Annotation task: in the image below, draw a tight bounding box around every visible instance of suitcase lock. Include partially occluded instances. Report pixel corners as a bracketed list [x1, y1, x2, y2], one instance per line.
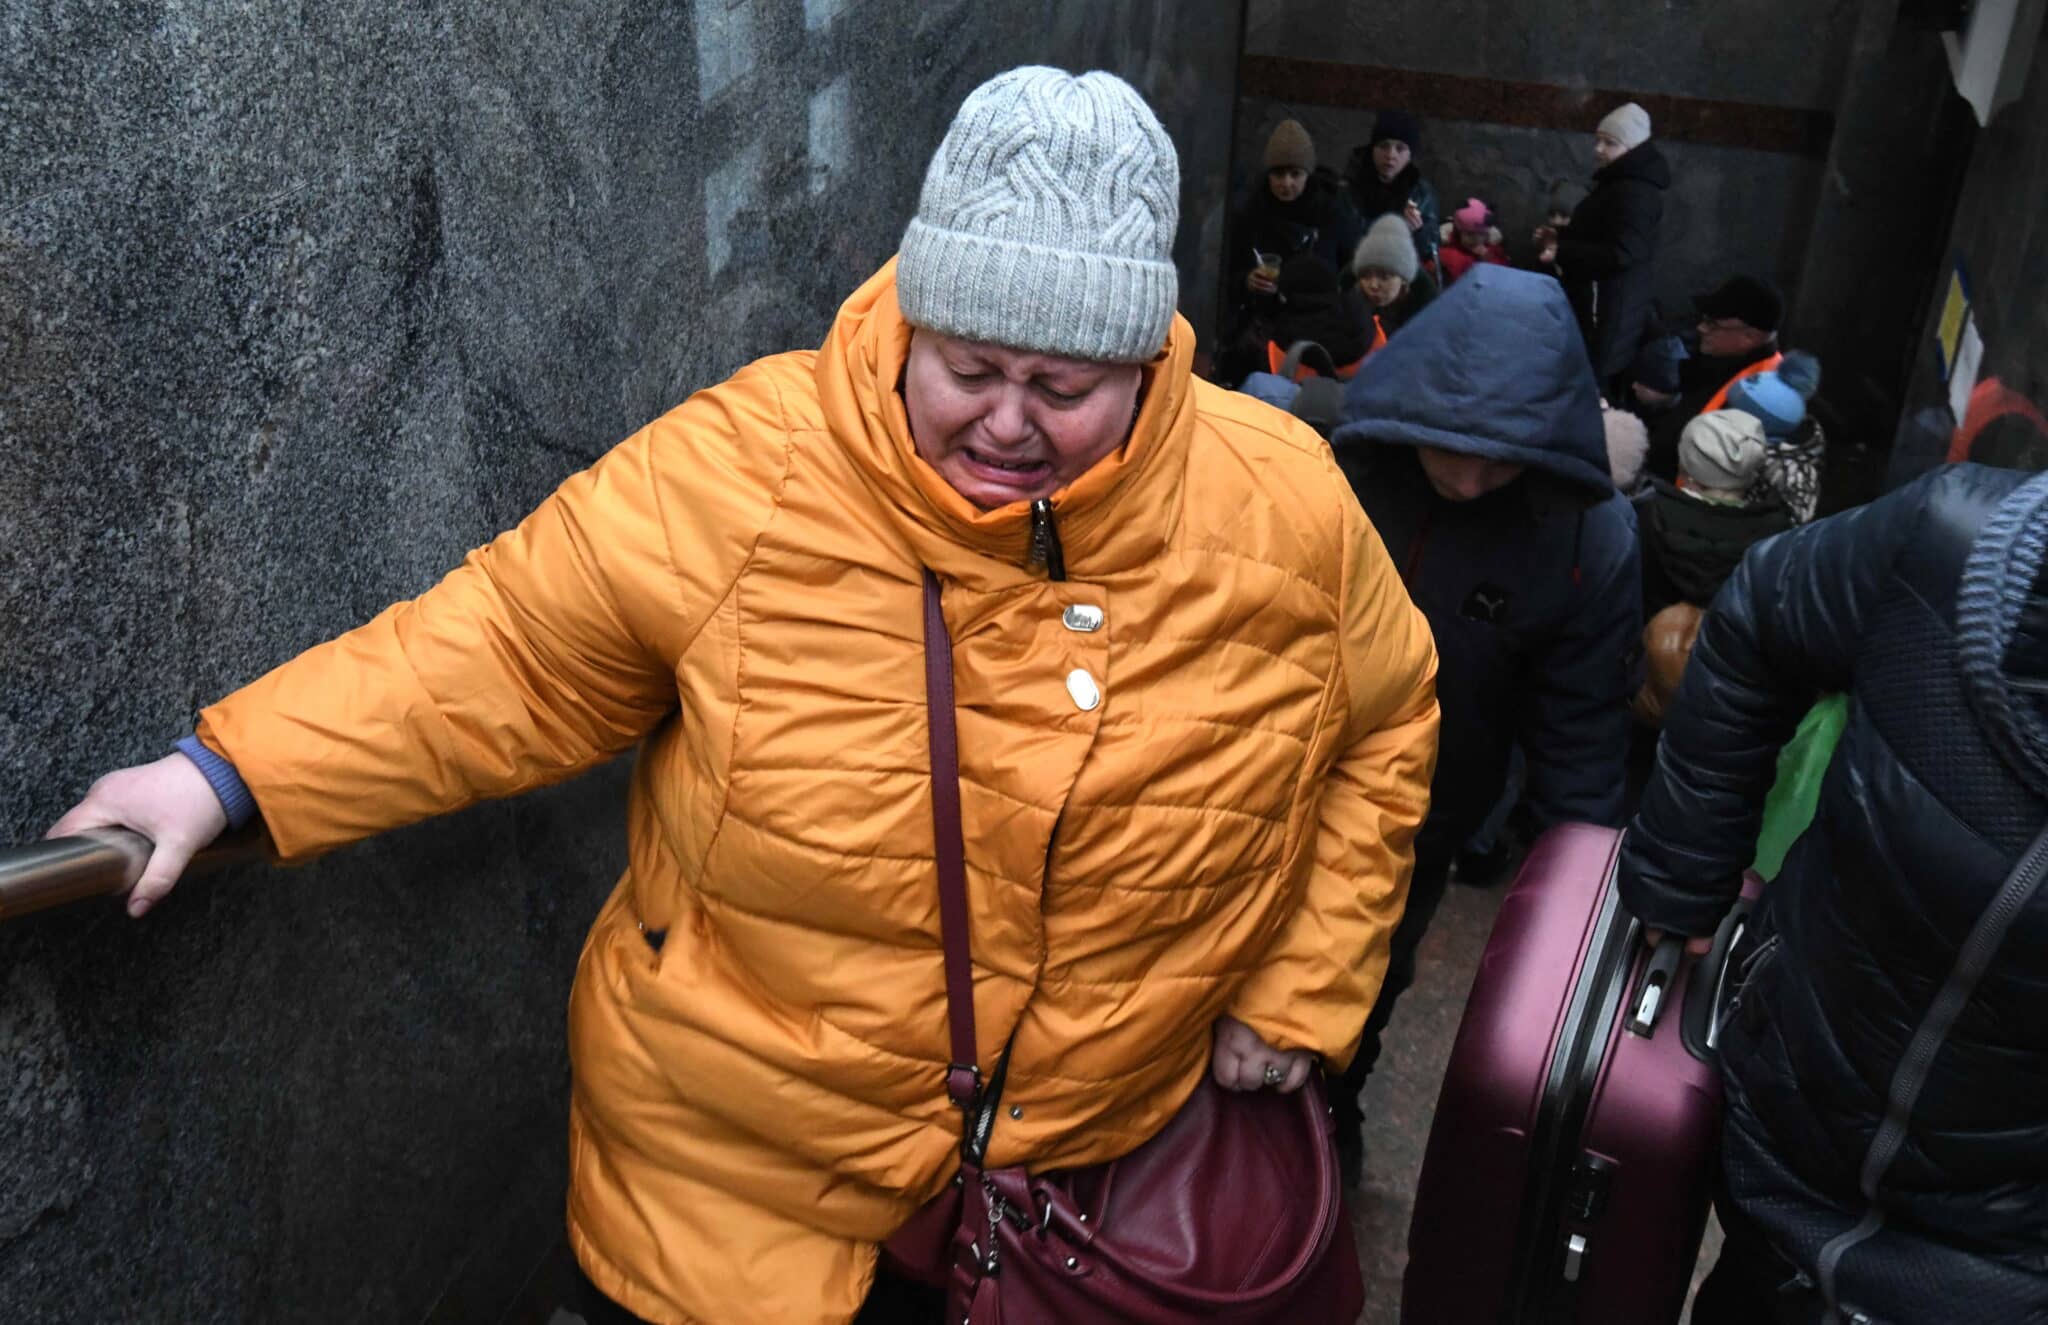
[1560, 1155, 1615, 1284]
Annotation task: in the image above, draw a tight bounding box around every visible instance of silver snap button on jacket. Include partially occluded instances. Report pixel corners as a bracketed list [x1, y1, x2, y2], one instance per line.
[1062, 603, 1104, 633]
[1066, 669, 1102, 711]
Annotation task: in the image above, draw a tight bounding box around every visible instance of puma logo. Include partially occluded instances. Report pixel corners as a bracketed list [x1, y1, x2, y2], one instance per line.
[1462, 584, 1512, 623]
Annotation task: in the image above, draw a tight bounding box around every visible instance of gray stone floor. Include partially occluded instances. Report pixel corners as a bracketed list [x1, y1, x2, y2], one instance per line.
[1348, 875, 1506, 1321]
[1346, 876, 1721, 1324]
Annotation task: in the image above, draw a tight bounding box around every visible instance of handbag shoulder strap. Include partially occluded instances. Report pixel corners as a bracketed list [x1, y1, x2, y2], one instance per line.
[922, 570, 981, 1112]
[1817, 817, 2048, 1320]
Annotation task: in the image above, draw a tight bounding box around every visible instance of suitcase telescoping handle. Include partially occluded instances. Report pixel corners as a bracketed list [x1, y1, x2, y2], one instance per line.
[1617, 883, 1764, 1058]
[1624, 936, 1686, 1036]
[1626, 884, 1758, 1044]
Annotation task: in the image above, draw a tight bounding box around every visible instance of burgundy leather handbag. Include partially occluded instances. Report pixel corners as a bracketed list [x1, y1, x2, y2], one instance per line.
[881, 571, 1363, 1324]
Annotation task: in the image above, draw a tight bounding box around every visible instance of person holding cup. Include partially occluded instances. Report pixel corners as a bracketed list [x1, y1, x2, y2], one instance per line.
[1225, 118, 1364, 356]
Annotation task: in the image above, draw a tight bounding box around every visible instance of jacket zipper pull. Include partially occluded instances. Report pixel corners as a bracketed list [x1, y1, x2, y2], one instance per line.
[1027, 499, 1067, 581]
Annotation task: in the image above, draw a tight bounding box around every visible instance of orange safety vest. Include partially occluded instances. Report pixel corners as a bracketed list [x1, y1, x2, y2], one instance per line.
[1947, 377, 2048, 464]
[1266, 334, 1375, 383]
[1700, 351, 1783, 413]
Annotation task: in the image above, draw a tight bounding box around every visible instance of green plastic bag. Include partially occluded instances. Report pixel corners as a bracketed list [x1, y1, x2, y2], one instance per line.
[1751, 694, 1850, 881]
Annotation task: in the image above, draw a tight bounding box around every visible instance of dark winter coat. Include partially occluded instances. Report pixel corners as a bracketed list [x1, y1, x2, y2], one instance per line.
[1621, 466, 2048, 1323]
[1438, 240, 1508, 286]
[1343, 153, 1441, 271]
[1557, 141, 1670, 384]
[1638, 481, 1795, 617]
[1228, 174, 1365, 293]
[1340, 267, 1439, 341]
[1644, 340, 1780, 480]
[1268, 255, 1373, 366]
[1214, 254, 1372, 387]
[1332, 266, 1642, 857]
[1225, 174, 1366, 345]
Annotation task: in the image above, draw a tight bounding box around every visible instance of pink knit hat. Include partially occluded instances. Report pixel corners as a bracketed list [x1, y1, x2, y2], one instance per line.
[1452, 197, 1491, 231]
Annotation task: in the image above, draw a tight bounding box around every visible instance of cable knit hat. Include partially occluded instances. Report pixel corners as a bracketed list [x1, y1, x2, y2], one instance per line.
[1597, 102, 1652, 152]
[1679, 409, 1768, 492]
[1264, 118, 1316, 173]
[1353, 214, 1419, 283]
[898, 66, 1180, 364]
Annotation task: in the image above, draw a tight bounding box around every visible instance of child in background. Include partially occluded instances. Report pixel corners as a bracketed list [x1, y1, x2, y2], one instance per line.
[1439, 198, 1509, 285]
[1723, 350, 1824, 522]
[1348, 213, 1437, 341]
[1520, 182, 1583, 277]
[1639, 410, 1794, 619]
[1224, 119, 1365, 353]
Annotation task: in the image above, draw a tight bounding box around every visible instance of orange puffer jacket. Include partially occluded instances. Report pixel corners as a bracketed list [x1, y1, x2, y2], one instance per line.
[198, 262, 1438, 1324]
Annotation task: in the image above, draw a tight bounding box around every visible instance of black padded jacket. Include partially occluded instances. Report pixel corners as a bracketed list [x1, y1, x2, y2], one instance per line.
[1621, 465, 2048, 1322]
[1557, 140, 1669, 384]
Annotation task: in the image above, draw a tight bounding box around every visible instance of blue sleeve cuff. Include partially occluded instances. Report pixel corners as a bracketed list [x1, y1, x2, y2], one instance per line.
[175, 734, 259, 832]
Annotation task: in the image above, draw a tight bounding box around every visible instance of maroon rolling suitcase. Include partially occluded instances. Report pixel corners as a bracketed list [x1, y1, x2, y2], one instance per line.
[1402, 823, 1756, 1323]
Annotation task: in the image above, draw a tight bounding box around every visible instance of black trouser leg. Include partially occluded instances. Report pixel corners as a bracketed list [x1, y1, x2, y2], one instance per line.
[570, 1263, 648, 1325]
[853, 1266, 946, 1324]
[1690, 1249, 1775, 1325]
[1338, 843, 1454, 1104]
[570, 1260, 944, 1325]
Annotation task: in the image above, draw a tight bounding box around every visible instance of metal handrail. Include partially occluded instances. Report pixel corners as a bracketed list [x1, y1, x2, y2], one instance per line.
[0, 827, 273, 924]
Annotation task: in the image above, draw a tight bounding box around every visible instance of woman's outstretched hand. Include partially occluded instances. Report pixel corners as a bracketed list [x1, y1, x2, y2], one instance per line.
[46, 754, 227, 918]
[1210, 1015, 1316, 1093]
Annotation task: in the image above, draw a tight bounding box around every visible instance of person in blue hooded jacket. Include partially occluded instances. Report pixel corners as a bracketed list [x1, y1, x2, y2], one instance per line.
[1325, 266, 1643, 1180]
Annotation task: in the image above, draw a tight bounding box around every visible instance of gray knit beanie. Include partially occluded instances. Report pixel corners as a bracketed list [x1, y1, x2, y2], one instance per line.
[898, 66, 1180, 364]
[1352, 214, 1419, 283]
[1678, 409, 1767, 492]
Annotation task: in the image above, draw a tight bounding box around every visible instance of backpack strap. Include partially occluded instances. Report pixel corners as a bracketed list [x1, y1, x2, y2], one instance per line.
[1816, 819, 2048, 1321]
[1278, 339, 1336, 382]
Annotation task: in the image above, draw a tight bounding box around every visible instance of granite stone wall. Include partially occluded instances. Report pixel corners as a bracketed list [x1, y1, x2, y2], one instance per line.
[0, 3, 1239, 1319]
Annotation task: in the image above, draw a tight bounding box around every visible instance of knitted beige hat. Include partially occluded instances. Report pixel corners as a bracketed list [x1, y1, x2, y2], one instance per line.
[1679, 410, 1767, 493]
[1597, 102, 1652, 152]
[897, 66, 1180, 363]
[1264, 119, 1316, 174]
